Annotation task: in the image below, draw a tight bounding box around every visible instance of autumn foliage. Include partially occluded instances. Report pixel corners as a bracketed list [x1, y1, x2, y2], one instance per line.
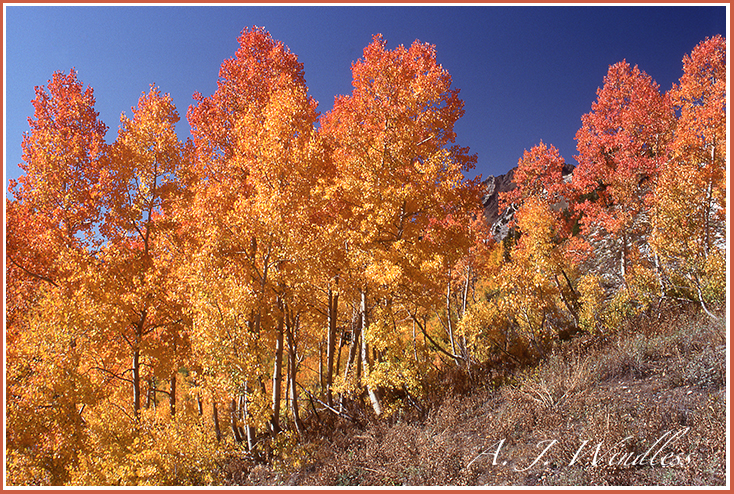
[5, 30, 726, 485]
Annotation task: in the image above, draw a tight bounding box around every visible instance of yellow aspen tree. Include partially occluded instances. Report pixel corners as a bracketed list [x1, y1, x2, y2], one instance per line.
[185, 27, 326, 436]
[320, 35, 481, 414]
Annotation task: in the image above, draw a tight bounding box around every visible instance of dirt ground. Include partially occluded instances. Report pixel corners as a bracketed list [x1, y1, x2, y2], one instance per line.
[232, 305, 727, 486]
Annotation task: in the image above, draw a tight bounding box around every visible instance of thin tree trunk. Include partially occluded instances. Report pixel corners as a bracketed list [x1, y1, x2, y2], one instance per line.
[169, 372, 176, 417]
[285, 355, 291, 428]
[620, 233, 627, 284]
[242, 385, 254, 451]
[236, 395, 246, 442]
[286, 314, 302, 435]
[459, 267, 471, 365]
[230, 399, 243, 443]
[412, 319, 418, 362]
[170, 335, 177, 416]
[326, 282, 338, 407]
[335, 329, 344, 379]
[339, 314, 360, 412]
[271, 301, 285, 435]
[702, 142, 717, 259]
[213, 401, 222, 442]
[446, 272, 460, 366]
[654, 252, 665, 295]
[361, 290, 382, 416]
[132, 310, 147, 419]
[343, 314, 360, 382]
[146, 376, 154, 409]
[318, 339, 324, 397]
[461, 265, 471, 318]
[132, 347, 141, 419]
[705, 178, 713, 258]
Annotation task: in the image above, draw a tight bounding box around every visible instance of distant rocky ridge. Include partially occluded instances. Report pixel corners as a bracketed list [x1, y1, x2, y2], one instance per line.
[480, 163, 655, 296]
[481, 163, 574, 242]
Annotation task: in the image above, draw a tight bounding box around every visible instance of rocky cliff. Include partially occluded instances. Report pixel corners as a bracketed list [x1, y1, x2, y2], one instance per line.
[482, 163, 574, 242]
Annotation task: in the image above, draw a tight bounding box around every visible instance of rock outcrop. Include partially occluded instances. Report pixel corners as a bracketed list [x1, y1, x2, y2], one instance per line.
[481, 163, 574, 242]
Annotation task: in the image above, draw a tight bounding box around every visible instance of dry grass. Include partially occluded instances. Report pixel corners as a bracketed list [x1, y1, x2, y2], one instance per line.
[229, 304, 727, 486]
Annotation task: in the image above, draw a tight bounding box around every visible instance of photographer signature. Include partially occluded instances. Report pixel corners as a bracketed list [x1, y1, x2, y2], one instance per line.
[466, 427, 692, 472]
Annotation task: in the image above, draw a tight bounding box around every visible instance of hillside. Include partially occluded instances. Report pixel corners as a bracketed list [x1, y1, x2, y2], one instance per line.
[230, 304, 726, 486]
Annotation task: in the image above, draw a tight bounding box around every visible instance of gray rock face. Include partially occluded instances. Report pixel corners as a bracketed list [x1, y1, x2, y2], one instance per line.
[482, 163, 574, 242]
[481, 168, 517, 229]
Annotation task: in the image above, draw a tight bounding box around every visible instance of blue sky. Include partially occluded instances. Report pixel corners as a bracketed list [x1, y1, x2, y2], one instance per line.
[4, 5, 727, 191]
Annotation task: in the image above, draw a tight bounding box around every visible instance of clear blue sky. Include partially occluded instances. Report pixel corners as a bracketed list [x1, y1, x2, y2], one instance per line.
[4, 5, 727, 191]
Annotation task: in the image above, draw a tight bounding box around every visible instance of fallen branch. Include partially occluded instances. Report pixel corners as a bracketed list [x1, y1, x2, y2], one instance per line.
[297, 382, 354, 422]
[694, 283, 722, 324]
[408, 312, 463, 363]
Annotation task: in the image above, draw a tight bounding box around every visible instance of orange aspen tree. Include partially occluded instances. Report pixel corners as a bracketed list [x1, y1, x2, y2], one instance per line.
[6, 69, 107, 485]
[652, 35, 726, 317]
[463, 142, 579, 364]
[573, 61, 675, 284]
[502, 142, 579, 323]
[92, 85, 186, 419]
[500, 140, 569, 210]
[7, 69, 107, 326]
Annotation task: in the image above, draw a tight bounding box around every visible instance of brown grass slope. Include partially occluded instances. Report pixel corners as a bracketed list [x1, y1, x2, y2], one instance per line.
[234, 304, 727, 486]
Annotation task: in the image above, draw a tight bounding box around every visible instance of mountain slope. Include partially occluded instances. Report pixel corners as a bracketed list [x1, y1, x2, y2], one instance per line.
[231, 304, 726, 486]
